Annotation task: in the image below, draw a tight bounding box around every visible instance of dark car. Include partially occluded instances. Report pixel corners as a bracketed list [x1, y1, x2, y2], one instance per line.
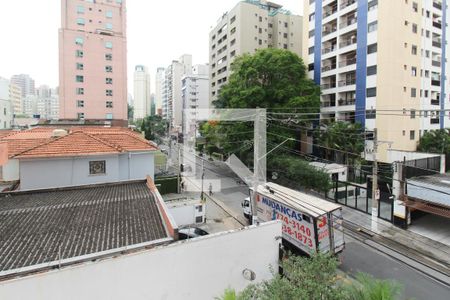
[178, 227, 209, 240]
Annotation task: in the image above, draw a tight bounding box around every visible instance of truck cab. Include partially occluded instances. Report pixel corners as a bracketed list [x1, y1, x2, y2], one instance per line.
[241, 197, 252, 220]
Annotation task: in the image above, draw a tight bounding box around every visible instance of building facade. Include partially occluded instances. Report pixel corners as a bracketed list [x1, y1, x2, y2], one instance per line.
[162, 54, 192, 130]
[303, 0, 450, 162]
[10, 74, 35, 97]
[9, 83, 22, 116]
[155, 67, 165, 116]
[23, 86, 59, 119]
[0, 78, 13, 129]
[209, 0, 303, 103]
[59, 0, 128, 124]
[133, 65, 151, 120]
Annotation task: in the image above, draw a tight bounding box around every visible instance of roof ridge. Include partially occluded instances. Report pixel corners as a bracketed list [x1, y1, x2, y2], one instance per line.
[75, 131, 124, 152]
[11, 132, 69, 158]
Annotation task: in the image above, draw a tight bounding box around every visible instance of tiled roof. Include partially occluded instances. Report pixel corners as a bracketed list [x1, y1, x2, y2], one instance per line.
[0, 181, 169, 273]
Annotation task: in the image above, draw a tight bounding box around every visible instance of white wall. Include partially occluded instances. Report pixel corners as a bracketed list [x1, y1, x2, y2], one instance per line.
[0, 221, 281, 300]
[168, 201, 205, 226]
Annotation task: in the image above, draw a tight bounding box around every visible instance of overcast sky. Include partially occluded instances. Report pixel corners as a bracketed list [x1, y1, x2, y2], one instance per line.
[0, 0, 302, 95]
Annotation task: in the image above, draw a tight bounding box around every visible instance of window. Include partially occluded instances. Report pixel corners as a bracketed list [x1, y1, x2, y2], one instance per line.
[410, 130, 415, 140]
[230, 16, 236, 24]
[76, 50, 84, 57]
[106, 113, 113, 120]
[105, 41, 113, 49]
[308, 46, 315, 54]
[309, 30, 315, 38]
[76, 88, 84, 95]
[106, 101, 113, 108]
[77, 5, 85, 14]
[411, 109, 416, 118]
[106, 78, 113, 84]
[106, 11, 113, 18]
[412, 23, 418, 33]
[75, 37, 84, 45]
[105, 23, 113, 30]
[411, 66, 417, 76]
[76, 18, 85, 25]
[89, 160, 106, 175]
[105, 53, 112, 60]
[309, 13, 315, 22]
[411, 45, 417, 55]
[411, 88, 417, 97]
[367, 87, 377, 97]
[77, 112, 85, 119]
[367, 65, 377, 76]
[366, 110, 376, 119]
[283, 33, 288, 38]
[116, 0, 122, 3]
[412, 2, 418, 12]
[77, 100, 84, 107]
[283, 44, 288, 49]
[106, 66, 113, 72]
[76, 63, 84, 70]
[367, 43, 377, 54]
[368, 0, 378, 10]
[106, 89, 113, 96]
[368, 21, 378, 32]
[76, 75, 84, 82]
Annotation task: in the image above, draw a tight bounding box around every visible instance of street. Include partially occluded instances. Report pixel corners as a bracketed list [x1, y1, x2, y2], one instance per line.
[175, 148, 450, 300]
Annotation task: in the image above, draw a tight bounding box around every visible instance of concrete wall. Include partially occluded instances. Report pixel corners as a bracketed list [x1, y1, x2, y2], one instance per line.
[1, 159, 19, 181]
[20, 152, 154, 190]
[167, 200, 205, 226]
[0, 221, 281, 300]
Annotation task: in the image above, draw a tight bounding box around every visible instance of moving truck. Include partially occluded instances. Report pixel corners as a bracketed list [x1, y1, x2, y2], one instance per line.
[242, 182, 345, 256]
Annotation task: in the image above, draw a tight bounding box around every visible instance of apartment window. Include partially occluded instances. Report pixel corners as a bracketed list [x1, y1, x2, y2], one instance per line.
[411, 45, 417, 55]
[412, 2, 418, 12]
[425, 70, 430, 78]
[105, 53, 112, 60]
[368, 0, 378, 10]
[76, 18, 85, 25]
[410, 130, 415, 140]
[411, 66, 417, 76]
[412, 23, 418, 33]
[89, 160, 106, 175]
[308, 46, 314, 55]
[309, 30, 315, 38]
[259, 28, 262, 34]
[366, 110, 376, 119]
[106, 89, 113, 96]
[77, 112, 85, 119]
[105, 41, 113, 49]
[426, 30, 430, 38]
[367, 43, 377, 54]
[77, 100, 84, 108]
[425, 50, 430, 58]
[106, 101, 113, 108]
[367, 65, 377, 76]
[269, 23, 273, 28]
[106, 66, 113, 72]
[76, 50, 84, 57]
[368, 21, 378, 32]
[106, 113, 113, 120]
[411, 88, 417, 97]
[283, 44, 288, 49]
[76, 88, 84, 95]
[410, 109, 416, 118]
[230, 50, 236, 57]
[76, 63, 84, 70]
[309, 13, 315, 22]
[105, 23, 113, 30]
[259, 16, 263, 22]
[116, 0, 122, 3]
[106, 11, 113, 18]
[284, 22, 288, 28]
[230, 16, 236, 24]
[106, 78, 113, 84]
[75, 37, 84, 45]
[77, 5, 85, 14]
[76, 75, 84, 82]
[283, 33, 288, 38]
[231, 27, 236, 34]
[367, 88, 377, 97]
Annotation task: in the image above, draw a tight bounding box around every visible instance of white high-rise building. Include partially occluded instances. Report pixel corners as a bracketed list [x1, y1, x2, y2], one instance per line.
[23, 86, 59, 119]
[0, 78, 13, 129]
[10, 74, 35, 97]
[155, 67, 165, 116]
[162, 54, 193, 130]
[133, 65, 151, 120]
[9, 83, 22, 116]
[209, 0, 303, 103]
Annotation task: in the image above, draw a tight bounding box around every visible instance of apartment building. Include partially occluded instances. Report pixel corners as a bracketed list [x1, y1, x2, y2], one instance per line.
[9, 83, 22, 116]
[155, 67, 165, 116]
[0, 78, 13, 129]
[304, 0, 450, 162]
[23, 86, 59, 119]
[10, 74, 35, 97]
[59, 0, 128, 125]
[162, 55, 192, 130]
[182, 64, 210, 136]
[209, 0, 303, 103]
[133, 65, 151, 120]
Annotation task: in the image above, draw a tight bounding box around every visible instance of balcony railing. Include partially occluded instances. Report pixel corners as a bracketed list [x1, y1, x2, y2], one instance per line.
[433, 1, 442, 10]
[340, 17, 357, 29]
[321, 83, 337, 89]
[338, 79, 356, 87]
[430, 118, 440, 124]
[321, 64, 337, 72]
[322, 45, 337, 54]
[340, 0, 356, 9]
[432, 41, 442, 48]
[321, 101, 336, 108]
[339, 57, 357, 67]
[323, 27, 338, 37]
[323, 8, 338, 18]
[339, 38, 357, 48]
[338, 98, 356, 106]
[432, 60, 441, 67]
[431, 99, 440, 105]
[433, 21, 442, 29]
[431, 80, 441, 86]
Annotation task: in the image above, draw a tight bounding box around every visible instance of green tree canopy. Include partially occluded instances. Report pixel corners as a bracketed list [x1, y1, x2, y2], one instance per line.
[417, 129, 450, 154]
[138, 115, 168, 143]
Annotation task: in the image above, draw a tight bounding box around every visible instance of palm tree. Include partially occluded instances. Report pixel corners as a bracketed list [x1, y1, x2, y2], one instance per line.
[345, 273, 402, 300]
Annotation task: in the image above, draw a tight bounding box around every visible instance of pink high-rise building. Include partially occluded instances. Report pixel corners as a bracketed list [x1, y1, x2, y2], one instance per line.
[59, 0, 128, 125]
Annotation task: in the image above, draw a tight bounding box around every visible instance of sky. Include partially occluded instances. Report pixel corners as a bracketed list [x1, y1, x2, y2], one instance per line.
[0, 0, 302, 95]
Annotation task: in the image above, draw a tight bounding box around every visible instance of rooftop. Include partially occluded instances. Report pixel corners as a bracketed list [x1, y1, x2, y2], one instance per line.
[0, 180, 171, 275]
[407, 174, 450, 208]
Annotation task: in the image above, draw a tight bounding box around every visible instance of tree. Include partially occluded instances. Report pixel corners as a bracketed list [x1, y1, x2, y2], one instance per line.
[127, 104, 134, 120]
[139, 115, 168, 143]
[344, 273, 402, 300]
[417, 129, 450, 171]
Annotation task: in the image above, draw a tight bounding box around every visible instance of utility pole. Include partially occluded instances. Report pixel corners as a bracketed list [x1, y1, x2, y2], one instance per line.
[371, 128, 379, 232]
[177, 146, 181, 194]
[252, 109, 261, 225]
[201, 159, 205, 200]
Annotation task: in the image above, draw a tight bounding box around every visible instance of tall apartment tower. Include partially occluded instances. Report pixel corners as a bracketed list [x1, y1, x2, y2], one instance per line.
[9, 84, 22, 116]
[155, 67, 165, 116]
[162, 54, 193, 130]
[304, 0, 450, 162]
[0, 78, 13, 129]
[59, 0, 128, 125]
[133, 65, 151, 120]
[209, 0, 303, 103]
[10, 74, 35, 97]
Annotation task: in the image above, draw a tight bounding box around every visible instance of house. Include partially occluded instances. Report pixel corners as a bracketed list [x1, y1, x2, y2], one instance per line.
[309, 162, 348, 182]
[0, 127, 157, 191]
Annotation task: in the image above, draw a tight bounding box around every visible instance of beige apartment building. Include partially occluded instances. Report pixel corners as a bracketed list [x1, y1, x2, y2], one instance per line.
[59, 0, 128, 125]
[209, 0, 303, 103]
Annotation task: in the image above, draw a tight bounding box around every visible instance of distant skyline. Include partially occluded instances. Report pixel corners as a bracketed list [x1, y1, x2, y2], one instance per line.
[0, 0, 302, 94]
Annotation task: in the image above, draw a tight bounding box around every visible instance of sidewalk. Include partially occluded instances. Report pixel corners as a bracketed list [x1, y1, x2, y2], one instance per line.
[341, 206, 450, 267]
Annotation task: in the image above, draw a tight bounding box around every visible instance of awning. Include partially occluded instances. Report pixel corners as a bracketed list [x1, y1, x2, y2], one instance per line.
[403, 196, 450, 218]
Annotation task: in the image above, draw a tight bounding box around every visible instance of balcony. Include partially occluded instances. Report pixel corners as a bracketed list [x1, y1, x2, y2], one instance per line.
[340, 17, 357, 29]
[323, 8, 337, 19]
[433, 21, 442, 29]
[433, 1, 442, 10]
[432, 41, 442, 48]
[322, 63, 337, 72]
[323, 26, 337, 37]
[338, 79, 356, 87]
[430, 118, 440, 124]
[321, 82, 337, 89]
[339, 57, 357, 67]
[432, 60, 441, 67]
[431, 80, 441, 86]
[322, 45, 337, 54]
[338, 98, 356, 106]
[321, 101, 336, 108]
[340, 0, 356, 9]
[431, 99, 440, 105]
[339, 36, 357, 48]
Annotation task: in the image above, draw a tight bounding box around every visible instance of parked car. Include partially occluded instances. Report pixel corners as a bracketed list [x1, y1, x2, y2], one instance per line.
[178, 227, 209, 240]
